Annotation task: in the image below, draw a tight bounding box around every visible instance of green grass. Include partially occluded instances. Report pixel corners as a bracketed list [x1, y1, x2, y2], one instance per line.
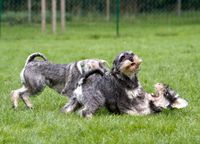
[0, 19, 200, 144]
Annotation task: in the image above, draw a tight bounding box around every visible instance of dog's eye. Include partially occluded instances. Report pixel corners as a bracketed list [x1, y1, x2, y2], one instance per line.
[119, 56, 125, 62]
[129, 57, 133, 62]
[164, 92, 171, 98]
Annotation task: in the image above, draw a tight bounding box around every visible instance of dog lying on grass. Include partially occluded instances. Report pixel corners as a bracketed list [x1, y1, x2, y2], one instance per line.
[61, 51, 188, 118]
[151, 83, 188, 109]
[11, 52, 109, 109]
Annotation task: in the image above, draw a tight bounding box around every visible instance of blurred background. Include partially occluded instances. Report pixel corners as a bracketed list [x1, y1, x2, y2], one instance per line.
[1, 0, 200, 35]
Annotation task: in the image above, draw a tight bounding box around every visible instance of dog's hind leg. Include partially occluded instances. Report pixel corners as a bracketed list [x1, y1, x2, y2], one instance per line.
[79, 93, 105, 118]
[79, 107, 94, 118]
[20, 92, 33, 109]
[11, 86, 28, 109]
[79, 102, 102, 118]
[19, 74, 46, 109]
[61, 97, 81, 113]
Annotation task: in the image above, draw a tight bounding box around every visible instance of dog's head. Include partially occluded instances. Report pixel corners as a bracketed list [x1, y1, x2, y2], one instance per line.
[112, 51, 142, 77]
[152, 83, 188, 109]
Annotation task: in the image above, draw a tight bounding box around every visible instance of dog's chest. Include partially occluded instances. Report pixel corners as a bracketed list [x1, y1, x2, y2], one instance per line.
[125, 88, 141, 99]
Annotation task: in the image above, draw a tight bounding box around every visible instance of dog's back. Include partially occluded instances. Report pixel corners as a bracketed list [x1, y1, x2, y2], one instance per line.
[11, 53, 109, 109]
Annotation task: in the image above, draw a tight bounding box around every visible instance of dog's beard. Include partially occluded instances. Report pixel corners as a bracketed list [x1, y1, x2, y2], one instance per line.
[119, 60, 140, 78]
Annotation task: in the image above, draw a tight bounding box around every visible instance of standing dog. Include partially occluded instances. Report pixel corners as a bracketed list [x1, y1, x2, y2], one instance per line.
[61, 51, 188, 117]
[11, 52, 109, 109]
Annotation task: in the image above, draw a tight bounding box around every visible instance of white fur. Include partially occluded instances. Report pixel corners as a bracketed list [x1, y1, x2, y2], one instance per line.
[124, 110, 139, 116]
[174, 94, 179, 98]
[73, 85, 83, 102]
[11, 86, 28, 108]
[153, 96, 170, 109]
[20, 68, 26, 84]
[76, 59, 109, 75]
[126, 89, 140, 99]
[125, 84, 142, 99]
[77, 78, 84, 86]
[12, 86, 27, 94]
[118, 53, 125, 61]
[171, 98, 188, 109]
[77, 61, 83, 74]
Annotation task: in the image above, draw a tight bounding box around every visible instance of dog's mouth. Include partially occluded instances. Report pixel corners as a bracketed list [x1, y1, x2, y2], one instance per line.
[151, 95, 170, 109]
[119, 59, 142, 76]
[130, 62, 135, 66]
[116, 53, 143, 77]
[130, 61, 142, 71]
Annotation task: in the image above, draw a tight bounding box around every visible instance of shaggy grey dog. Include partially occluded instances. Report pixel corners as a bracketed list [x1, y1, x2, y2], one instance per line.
[11, 52, 109, 109]
[61, 51, 188, 117]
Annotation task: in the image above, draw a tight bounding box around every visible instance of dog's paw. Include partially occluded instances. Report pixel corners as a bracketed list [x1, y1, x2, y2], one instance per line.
[60, 106, 73, 113]
[79, 109, 93, 118]
[26, 106, 34, 110]
[60, 107, 67, 113]
[12, 105, 18, 110]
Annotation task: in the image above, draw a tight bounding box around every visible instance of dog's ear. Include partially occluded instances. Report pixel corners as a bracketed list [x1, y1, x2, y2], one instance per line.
[171, 98, 188, 109]
[112, 56, 119, 73]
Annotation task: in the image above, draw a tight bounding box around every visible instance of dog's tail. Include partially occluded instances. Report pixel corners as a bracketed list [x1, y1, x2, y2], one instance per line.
[78, 69, 105, 86]
[24, 52, 48, 67]
[20, 52, 48, 84]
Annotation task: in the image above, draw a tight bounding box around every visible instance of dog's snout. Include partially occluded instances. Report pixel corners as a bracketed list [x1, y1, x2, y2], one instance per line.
[133, 55, 142, 66]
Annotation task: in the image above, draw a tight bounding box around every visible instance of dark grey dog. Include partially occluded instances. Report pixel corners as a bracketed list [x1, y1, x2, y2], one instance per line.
[61, 51, 188, 117]
[11, 52, 109, 109]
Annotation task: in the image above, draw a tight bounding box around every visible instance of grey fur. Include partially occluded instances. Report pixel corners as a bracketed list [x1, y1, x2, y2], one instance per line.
[152, 83, 188, 109]
[61, 51, 152, 117]
[62, 51, 188, 117]
[20, 52, 48, 84]
[11, 53, 109, 109]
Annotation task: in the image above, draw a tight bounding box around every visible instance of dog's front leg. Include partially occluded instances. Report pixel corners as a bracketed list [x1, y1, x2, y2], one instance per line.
[61, 83, 69, 96]
[61, 97, 81, 113]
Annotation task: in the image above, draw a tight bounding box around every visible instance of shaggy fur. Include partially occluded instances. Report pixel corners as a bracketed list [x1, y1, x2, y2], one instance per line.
[62, 51, 188, 118]
[61, 51, 149, 117]
[152, 83, 188, 109]
[11, 52, 109, 109]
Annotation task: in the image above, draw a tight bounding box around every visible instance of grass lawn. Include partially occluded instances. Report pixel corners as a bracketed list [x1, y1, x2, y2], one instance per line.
[0, 19, 200, 144]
